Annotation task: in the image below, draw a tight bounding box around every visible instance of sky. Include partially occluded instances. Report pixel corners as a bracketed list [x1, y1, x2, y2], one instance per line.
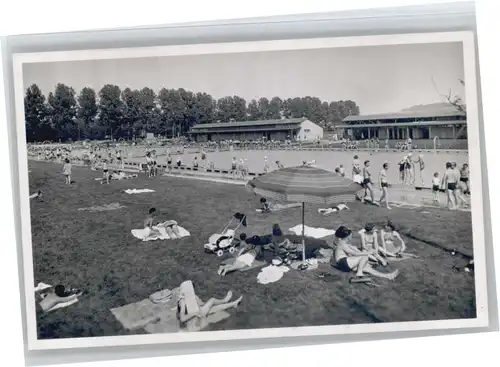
[22, 42, 465, 115]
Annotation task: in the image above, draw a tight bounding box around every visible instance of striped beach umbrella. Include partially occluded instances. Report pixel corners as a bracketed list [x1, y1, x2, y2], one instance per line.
[247, 165, 363, 269]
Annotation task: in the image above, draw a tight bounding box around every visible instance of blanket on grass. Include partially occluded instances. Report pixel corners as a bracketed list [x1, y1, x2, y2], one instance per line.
[131, 222, 190, 241]
[288, 225, 335, 239]
[78, 203, 125, 212]
[124, 189, 155, 194]
[110, 287, 231, 333]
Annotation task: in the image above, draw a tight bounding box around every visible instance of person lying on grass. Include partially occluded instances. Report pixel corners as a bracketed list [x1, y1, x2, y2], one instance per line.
[143, 207, 181, 238]
[318, 203, 349, 215]
[257, 198, 301, 213]
[271, 224, 298, 260]
[358, 223, 388, 266]
[29, 190, 42, 200]
[218, 235, 264, 276]
[177, 280, 242, 332]
[37, 284, 83, 312]
[334, 226, 399, 281]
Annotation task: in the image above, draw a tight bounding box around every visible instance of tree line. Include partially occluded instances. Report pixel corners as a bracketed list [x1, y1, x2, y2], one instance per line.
[24, 83, 360, 142]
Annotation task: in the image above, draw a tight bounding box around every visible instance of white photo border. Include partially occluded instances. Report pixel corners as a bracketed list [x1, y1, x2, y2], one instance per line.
[11, 31, 488, 351]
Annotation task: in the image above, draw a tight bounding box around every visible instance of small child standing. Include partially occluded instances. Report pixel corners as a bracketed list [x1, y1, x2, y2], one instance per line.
[101, 161, 110, 184]
[432, 172, 440, 204]
[62, 158, 72, 185]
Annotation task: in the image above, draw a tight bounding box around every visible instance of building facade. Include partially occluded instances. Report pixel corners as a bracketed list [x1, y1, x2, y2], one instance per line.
[190, 118, 324, 142]
[337, 109, 466, 140]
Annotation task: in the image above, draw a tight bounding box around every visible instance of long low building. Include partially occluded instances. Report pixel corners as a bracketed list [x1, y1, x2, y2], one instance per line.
[337, 108, 466, 140]
[190, 118, 324, 142]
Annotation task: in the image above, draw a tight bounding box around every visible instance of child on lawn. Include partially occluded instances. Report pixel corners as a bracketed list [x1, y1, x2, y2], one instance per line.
[62, 158, 72, 185]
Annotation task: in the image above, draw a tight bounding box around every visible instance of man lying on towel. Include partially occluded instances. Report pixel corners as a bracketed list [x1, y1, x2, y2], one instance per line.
[111, 170, 138, 180]
[256, 198, 301, 213]
[144, 207, 181, 238]
[318, 203, 349, 215]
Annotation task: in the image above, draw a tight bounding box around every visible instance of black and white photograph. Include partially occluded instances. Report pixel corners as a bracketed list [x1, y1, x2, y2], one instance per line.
[12, 31, 487, 350]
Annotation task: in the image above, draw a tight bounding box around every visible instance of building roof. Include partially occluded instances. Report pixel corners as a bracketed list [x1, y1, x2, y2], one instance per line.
[343, 108, 465, 122]
[191, 118, 306, 130]
[336, 120, 466, 129]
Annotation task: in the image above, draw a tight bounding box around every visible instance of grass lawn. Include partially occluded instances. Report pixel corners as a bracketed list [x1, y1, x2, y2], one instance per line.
[28, 161, 476, 339]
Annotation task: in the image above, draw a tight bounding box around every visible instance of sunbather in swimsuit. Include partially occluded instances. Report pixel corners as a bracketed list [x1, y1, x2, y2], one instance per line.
[176, 281, 242, 332]
[218, 243, 263, 276]
[379, 221, 406, 257]
[37, 284, 82, 312]
[358, 224, 387, 266]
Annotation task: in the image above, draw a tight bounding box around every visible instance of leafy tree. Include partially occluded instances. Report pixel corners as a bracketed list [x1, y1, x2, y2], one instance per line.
[257, 97, 270, 119]
[247, 99, 260, 120]
[24, 84, 50, 141]
[47, 83, 77, 141]
[268, 97, 283, 120]
[194, 92, 216, 124]
[121, 88, 142, 138]
[158, 88, 185, 137]
[76, 87, 98, 139]
[232, 96, 247, 121]
[98, 84, 124, 139]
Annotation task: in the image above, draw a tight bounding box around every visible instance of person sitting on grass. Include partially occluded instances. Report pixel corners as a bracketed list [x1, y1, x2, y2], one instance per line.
[260, 197, 271, 213]
[379, 221, 406, 257]
[334, 226, 399, 280]
[270, 224, 298, 263]
[358, 223, 387, 266]
[218, 234, 264, 276]
[176, 280, 242, 332]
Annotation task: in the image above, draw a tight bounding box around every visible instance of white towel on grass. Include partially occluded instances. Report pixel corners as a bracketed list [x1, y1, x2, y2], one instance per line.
[257, 265, 289, 285]
[132, 222, 190, 241]
[124, 189, 155, 194]
[289, 225, 335, 239]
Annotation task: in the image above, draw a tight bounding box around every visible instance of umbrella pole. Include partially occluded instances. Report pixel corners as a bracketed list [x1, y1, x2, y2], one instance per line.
[302, 202, 306, 263]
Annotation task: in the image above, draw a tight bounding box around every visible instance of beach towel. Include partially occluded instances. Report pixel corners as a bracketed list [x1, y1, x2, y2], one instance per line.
[124, 189, 155, 194]
[131, 222, 190, 241]
[256, 203, 302, 213]
[111, 287, 231, 333]
[289, 225, 335, 239]
[78, 203, 125, 212]
[257, 265, 290, 284]
[219, 257, 267, 273]
[111, 297, 177, 330]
